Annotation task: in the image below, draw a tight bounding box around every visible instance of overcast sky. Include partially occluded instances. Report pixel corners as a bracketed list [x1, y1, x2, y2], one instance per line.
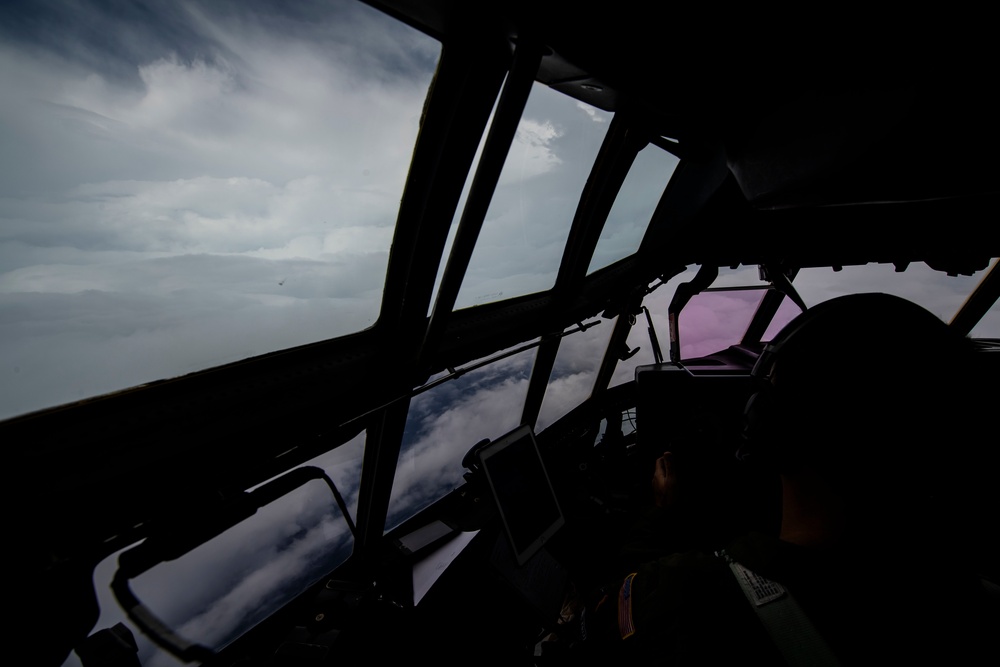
[3, 0, 993, 424]
[7, 2, 995, 664]
[1, 0, 439, 418]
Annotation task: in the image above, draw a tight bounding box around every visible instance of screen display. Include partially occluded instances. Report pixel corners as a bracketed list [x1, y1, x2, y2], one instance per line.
[479, 425, 565, 565]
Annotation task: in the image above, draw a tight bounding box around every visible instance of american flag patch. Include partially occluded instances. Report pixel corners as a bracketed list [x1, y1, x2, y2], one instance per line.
[618, 572, 637, 639]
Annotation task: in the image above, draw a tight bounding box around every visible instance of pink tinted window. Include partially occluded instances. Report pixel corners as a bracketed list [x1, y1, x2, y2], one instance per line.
[762, 294, 805, 342]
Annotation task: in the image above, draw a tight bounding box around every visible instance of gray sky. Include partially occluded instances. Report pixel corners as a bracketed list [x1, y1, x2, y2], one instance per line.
[1, 0, 438, 418]
[4, 1, 993, 423]
[450, 85, 614, 308]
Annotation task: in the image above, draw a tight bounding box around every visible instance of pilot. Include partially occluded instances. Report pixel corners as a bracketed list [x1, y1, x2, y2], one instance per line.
[577, 293, 992, 665]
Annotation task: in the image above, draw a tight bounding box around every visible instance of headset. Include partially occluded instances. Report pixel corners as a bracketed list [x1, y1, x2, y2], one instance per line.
[737, 292, 965, 471]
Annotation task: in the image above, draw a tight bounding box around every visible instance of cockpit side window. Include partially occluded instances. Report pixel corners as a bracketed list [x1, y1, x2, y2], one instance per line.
[794, 260, 1000, 338]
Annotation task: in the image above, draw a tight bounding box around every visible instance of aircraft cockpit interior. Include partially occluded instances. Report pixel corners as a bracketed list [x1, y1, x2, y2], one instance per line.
[5, 1, 998, 665]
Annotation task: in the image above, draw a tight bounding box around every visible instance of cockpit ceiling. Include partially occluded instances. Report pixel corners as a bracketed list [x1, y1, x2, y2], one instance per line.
[371, 0, 1000, 224]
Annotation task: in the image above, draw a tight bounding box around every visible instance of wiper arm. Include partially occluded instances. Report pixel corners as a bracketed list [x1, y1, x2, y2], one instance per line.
[643, 306, 664, 364]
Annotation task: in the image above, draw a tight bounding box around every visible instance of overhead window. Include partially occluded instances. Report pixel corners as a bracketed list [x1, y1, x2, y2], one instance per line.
[588, 143, 679, 274]
[453, 83, 612, 309]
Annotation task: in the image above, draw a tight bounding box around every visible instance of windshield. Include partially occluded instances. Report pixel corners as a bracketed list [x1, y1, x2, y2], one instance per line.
[386, 342, 538, 531]
[0, 0, 440, 420]
[794, 261, 1000, 338]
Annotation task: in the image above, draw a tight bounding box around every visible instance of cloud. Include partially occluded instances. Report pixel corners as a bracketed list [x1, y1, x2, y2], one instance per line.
[453, 87, 613, 308]
[675, 291, 763, 359]
[161, 511, 351, 655]
[305, 432, 367, 520]
[385, 348, 535, 528]
[59, 473, 355, 667]
[576, 101, 607, 122]
[536, 371, 595, 431]
[590, 145, 679, 273]
[498, 118, 564, 186]
[0, 286, 385, 418]
[535, 319, 612, 428]
[0, 25, 430, 194]
[0, 0, 439, 418]
[2, 176, 396, 257]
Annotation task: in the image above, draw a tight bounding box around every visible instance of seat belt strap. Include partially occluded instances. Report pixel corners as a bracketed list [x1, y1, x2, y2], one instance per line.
[719, 551, 841, 667]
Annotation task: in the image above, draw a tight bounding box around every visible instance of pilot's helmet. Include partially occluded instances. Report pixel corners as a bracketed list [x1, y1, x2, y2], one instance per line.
[741, 292, 970, 487]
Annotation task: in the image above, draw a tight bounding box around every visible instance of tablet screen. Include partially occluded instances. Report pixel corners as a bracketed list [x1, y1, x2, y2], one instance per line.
[478, 425, 565, 566]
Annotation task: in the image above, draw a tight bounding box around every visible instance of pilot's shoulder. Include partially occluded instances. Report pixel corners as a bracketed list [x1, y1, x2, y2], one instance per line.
[622, 547, 781, 663]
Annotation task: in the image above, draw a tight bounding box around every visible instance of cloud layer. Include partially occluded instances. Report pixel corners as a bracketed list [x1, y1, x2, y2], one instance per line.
[1, 0, 439, 418]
